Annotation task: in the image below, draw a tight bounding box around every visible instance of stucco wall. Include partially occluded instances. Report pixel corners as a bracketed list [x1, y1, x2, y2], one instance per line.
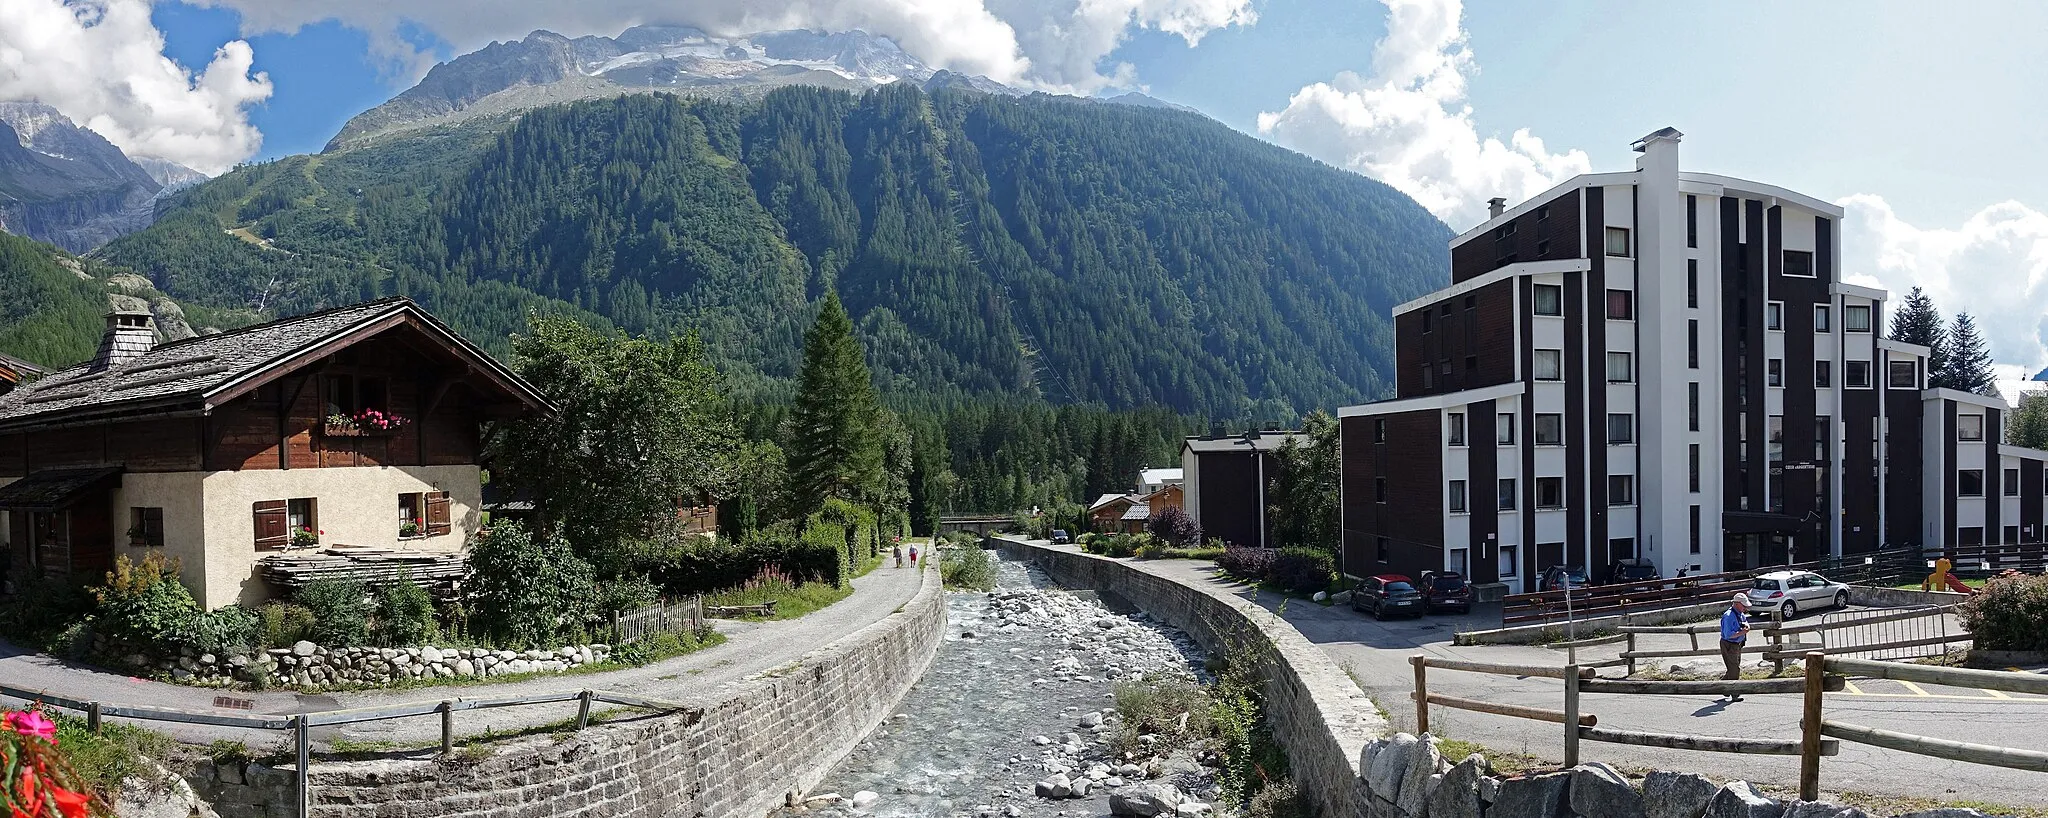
[189, 465, 481, 607]
[994, 537, 1387, 818]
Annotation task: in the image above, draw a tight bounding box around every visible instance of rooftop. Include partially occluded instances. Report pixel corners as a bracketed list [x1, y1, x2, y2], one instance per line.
[1182, 432, 1303, 454]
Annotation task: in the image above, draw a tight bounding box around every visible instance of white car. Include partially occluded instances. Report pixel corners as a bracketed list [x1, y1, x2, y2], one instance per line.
[1746, 570, 1850, 619]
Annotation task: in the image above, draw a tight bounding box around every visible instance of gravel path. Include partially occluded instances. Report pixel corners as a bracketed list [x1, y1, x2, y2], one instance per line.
[0, 562, 928, 750]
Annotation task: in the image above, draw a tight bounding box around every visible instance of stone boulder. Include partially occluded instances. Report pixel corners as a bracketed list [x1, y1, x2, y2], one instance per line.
[850, 790, 879, 808]
[1645, 771, 1721, 818]
[1489, 770, 1573, 818]
[1424, 754, 1490, 818]
[1364, 733, 1420, 806]
[1109, 784, 1184, 817]
[1704, 781, 1783, 818]
[1784, 802, 1870, 818]
[1898, 811, 1996, 818]
[1569, 762, 1644, 818]
[1394, 734, 1446, 818]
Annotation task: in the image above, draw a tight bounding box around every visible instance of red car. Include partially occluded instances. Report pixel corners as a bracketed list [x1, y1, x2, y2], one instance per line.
[1351, 574, 1426, 619]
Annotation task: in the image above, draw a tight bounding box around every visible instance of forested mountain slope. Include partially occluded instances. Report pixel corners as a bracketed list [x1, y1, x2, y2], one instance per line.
[0, 231, 252, 369]
[94, 85, 1450, 416]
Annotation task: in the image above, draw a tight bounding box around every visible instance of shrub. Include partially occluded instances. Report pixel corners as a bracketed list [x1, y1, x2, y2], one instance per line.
[703, 567, 797, 611]
[1146, 506, 1202, 547]
[373, 577, 436, 647]
[465, 521, 599, 648]
[1959, 572, 2048, 651]
[258, 603, 316, 649]
[295, 579, 372, 647]
[1085, 533, 1143, 558]
[1271, 547, 1335, 594]
[181, 605, 260, 654]
[941, 546, 996, 591]
[92, 552, 200, 645]
[1216, 546, 1277, 581]
[0, 575, 95, 647]
[597, 573, 661, 616]
[1110, 671, 1214, 755]
[1136, 540, 1170, 559]
[1247, 778, 1309, 818]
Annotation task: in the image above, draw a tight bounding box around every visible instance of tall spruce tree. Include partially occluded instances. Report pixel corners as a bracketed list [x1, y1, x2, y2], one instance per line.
[1888, 286, 1949, 378]
[1939, 312, 1998, 395]
[787, 292, 886, 513]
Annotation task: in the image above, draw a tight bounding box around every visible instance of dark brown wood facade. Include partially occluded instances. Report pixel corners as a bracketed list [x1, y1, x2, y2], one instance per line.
[1341, 410, 1443, 581]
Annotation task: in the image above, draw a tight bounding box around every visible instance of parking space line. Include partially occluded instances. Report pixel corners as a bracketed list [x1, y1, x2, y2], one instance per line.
[1841, 679, 1865, 696]
[1897, 680, 1933, 697]
[1984, 688, 2014, 700]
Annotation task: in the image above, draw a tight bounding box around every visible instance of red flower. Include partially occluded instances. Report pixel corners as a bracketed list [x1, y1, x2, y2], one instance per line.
[49, 785, 89, 818]
[5, 708, 55, 742]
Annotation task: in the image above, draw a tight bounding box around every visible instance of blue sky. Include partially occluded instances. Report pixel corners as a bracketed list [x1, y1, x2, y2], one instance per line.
[11, 0, 2048, 373]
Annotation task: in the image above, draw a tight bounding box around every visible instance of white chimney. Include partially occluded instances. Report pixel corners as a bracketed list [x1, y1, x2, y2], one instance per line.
[90, 310, 155, 372]
[1487, 197, 1507, 219]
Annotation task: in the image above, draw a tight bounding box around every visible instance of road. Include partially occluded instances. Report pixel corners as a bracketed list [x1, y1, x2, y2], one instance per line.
[1013, 539, 2048, 808]
[0, 560, 930, 751]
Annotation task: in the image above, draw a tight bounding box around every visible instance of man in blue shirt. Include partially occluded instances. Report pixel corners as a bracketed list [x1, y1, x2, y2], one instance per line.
[1720, 592, 1752, 698]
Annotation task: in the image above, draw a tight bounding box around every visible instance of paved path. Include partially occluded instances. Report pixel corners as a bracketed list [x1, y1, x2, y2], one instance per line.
[1009, 539, 2048, 808]
[0, 561, 930, 750]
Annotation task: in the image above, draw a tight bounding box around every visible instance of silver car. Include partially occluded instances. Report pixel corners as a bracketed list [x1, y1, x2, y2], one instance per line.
[1746, 570, 1850, 619]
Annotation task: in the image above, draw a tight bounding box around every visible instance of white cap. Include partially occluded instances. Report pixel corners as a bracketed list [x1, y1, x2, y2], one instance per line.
[1731, 592, 1750, 607]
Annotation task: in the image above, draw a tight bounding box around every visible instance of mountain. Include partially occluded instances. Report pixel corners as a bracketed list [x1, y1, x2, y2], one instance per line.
[327, 26, 1018, 150]
[0, 102, 165, 253]
[0, 230, 248, 370]
[98, 85, 1450, 417]
[1103, 93, 1202, 115]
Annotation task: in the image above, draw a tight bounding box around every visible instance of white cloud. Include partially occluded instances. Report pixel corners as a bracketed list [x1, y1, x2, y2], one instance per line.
[0, 0, 271, 174]
[1840, 194, 2048, 375]
[182, 0, 1256, 93]
[1254, 0, 1588, 228]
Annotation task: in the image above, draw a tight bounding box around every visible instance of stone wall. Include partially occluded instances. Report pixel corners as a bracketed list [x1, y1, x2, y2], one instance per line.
[102, 637, 611, 688]
[185, 566, 946, 818]
[992, 537, 1388, 818]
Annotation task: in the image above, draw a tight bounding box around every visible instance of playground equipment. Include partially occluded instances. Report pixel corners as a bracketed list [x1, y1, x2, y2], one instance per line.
[1920, 558, 1977, 595]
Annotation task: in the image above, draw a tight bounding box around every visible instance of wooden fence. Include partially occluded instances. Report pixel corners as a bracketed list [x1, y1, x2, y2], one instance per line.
[1606, 604, 1968, 674]
[1499, 548, 1931, 626]
[611, 596, 704, 644]
[0, 681, 695, 818]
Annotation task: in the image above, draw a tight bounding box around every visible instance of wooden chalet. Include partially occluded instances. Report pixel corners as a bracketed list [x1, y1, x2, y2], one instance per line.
[0, 352, 42, 398]
[0, 299, 550, 608]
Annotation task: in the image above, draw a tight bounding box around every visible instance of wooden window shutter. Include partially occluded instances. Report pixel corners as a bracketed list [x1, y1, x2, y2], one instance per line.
[425, 492, 452, 536]
[254, 500, 288, 549]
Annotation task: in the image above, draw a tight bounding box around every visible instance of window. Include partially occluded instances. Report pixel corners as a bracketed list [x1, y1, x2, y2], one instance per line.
[1377, 537, 1391, 563]
[1420, 365, 1434, 390]
[1496, 221, 1517, 239]
[1959, 414, 1984, 441]
[1535, 414, 1564, 446]
[1604, 226, 1631, 257]
[1534, 284, 1563, 316]
[1845, 361, 1871, 388]
[1814, 305, 1831, 333]
[1688, 320, 1699, 368]
[1608, 475, 1635, 505]
[1447, 412, 1466, 446]
[324, 374, 390, 418]
[1498, 478, 1518, 510]
[1421, 310, 1433, 333]
[1815, 360, 1832, 388]
[1689, 505, 1702, 554]
[1687, 195, 1698, 248]
[1959, 469, 1984, 497]
[1767, 358, 1783, 387]
[1375, 477, 1388, 503]
[1497, 413, 1516, 445]
[1533, 349, 1563, 380]
[1888, 360, 1917, 389]
[1536, 239, 1552, 256]
[1689, 444, 1701, 492]
[1499, 544, 1518, 578]
[1845, 304, 1871, 332]
[1449, 480, 1468, 513]
[1784, 250, 1815, 278]
[1607, 413, 1634, 445]
[2005, 525, 2021, 545]
[1606, 351, 1633, 383]
[2006, 469, 2021, 497]
[1536, 477, 1564, 509]
[1688, 382, 1700, 431]
[1959, 527, 1984, 547]
[1375, 418, 1388, 443]
[1687, 259, 1699, 308]
[128, 507, 164, 547]
[1816, 416, 1830, 461]
[254, 498, 318, 550]
[1768, 415, 1784, 463]
[1537, 204, 1551, 221]
[398, 491, 452, 538]
[1766, 302, 1784, 331]
[1607, 289, 1634, 320]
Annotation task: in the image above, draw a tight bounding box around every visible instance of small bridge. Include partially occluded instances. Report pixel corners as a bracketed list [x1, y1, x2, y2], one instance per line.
[937, 515, 1011, 536]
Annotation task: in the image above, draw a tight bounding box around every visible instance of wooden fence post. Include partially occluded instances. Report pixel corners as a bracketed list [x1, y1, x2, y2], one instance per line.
[1799, 652, 1825, 801]
[1624, 633, 1637, 676]
[1410, 656, 1429, 735]
[86, 701, 101, 735]
[576, 690, 594, 729]
[440, 701, 454, 756]
[1563, 665, 1581, 767]
[295, 714, 311, 818]
[1772, 627, 1786, 675]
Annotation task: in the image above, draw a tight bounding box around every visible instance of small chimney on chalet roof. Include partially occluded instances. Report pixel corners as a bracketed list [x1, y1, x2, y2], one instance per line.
[1487, 197, 1507, 219]
[90, 309, 155, 373]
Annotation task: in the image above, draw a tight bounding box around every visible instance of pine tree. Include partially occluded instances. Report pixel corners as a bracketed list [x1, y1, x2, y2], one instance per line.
[1939, 312, 1998, 395]
[1888, 287, 1949, 378]
[786, 292, 886, 513]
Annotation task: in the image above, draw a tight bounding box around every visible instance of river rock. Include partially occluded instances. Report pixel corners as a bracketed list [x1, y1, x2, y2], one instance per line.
[1490, 770, 1573, 818]
[1036, 775, 1073, 799]
[1570, 762, 1644, 818]
[1426, 754, 1489, 818]
[1896, 811, 1992, 818]
[454, 658, 474, 676]
[1645, 771, 1720, 818]
[850, 790, 879, 808]
[421, 646, 443, 664]
[1032, 735, 1052, 746]
[1784, 802, 1870, 818]
[292, 640, 316, 657]
[1703, 781, 1783, 818]
[1070, 778, 1094, 798]
[1109, 784, 1184, 817]
[1079, 711, 1103, 728]
[1176, 803, 1210, 816]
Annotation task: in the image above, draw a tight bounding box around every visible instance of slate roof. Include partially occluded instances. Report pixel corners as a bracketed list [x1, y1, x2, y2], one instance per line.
[0, 467, 122, 511]
[0, 351, 43, 379]
[0, 298, 548, 431]
[1138, 467, 1182, 485]
[1182, 432, 1301, 454]
[1089, 493, 1136, 512]
[1119, 502, 1151, 522]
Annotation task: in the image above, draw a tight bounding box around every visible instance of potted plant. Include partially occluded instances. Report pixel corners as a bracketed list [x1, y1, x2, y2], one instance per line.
[126, 524, 149, 546]
[291, 526, 321, 549]
[399, 519, 420, 538]
[351, 409, 410, 435]
[324, 412, 360, 436]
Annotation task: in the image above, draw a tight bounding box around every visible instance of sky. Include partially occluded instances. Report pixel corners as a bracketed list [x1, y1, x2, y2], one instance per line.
[4, 0, 2048, 379]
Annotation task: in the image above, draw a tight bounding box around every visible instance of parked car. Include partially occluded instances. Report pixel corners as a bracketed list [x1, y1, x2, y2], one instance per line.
[1352, 574, 1427, 619]
[1050, 529, 1072, 544]
[1416, 571, 1473, 614]
[1537, 565, 1590, 593]
[1746, 571, 1850, 619]
[1608, 558, 1658, 585]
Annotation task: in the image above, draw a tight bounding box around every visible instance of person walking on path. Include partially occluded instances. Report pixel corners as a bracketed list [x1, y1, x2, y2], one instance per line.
[909, 544, 920, 568]
[1720, 592, 1752, 699]
[893, 543, 904, 568]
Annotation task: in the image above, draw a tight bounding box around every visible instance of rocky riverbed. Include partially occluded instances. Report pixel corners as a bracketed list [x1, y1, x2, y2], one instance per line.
[786, 550, 1228, 818]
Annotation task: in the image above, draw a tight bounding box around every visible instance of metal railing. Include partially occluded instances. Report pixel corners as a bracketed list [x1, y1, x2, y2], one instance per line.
[0, 681, 697, 818]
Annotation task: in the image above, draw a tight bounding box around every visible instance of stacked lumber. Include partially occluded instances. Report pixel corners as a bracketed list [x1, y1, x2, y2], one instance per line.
[258, 547, 466, 591]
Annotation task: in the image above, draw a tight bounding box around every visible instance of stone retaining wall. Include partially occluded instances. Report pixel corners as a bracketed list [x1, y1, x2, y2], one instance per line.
[117, 638, 613, 688]
[1846, 586, 1969, 609]
[992, 537, 1388, 818]
[186, 566, 946, 818]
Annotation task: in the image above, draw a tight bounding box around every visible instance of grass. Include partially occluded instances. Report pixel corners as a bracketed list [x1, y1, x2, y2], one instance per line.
[1428, 736, 1547, 777]
[703, 547, 891, 621]
[52, 715, 177, 798]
